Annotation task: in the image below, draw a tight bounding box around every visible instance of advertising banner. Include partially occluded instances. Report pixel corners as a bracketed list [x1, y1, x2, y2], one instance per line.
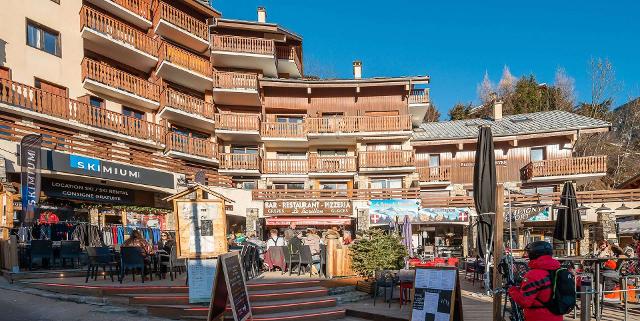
[264, 199, 351, 216]
[505, 205, 550, 223]
[20, 135, 42, 223]
[42, 178, 134, 204]
[415, 208, 473, 224]
[369, 199, 419, 225]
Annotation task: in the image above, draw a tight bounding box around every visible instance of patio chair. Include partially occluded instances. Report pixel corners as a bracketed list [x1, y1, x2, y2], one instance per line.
[398, 269, 415, 307]
[287, 238, 302, 276]
[85, 247, 117, 283]
[319, 244, 327, 278]
[59, 240, 81, 268]
[373, 270, 396, 308]
[159, 245, 184, 281]
[282, 245, 291, 275]
[30, 240, 53, 270]
[120, 246, 152, 283]
[298, 245, 316, 277]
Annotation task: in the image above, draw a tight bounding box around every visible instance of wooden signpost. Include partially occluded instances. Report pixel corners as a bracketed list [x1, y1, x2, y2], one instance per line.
[208, 252, 252, 321]
[410, 266, 463, 321]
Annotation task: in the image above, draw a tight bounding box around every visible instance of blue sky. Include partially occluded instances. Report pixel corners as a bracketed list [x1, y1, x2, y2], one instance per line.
[213, 1, 639, 118]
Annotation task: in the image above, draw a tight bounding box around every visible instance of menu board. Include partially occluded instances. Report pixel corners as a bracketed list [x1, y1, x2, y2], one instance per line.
[411, 267, 462, 321]
[208, 252, 252, 321]
[188, 258, 217, 303]
[175, 200, 227, 259]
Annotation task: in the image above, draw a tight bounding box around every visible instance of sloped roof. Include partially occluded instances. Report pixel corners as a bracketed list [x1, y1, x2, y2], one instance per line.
[413, 110, 610, 141]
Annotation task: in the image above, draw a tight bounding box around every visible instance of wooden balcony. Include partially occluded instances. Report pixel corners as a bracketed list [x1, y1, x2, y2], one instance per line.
[263, 158, 308, 174]
[85, 0, 151, 28]
[161, 88, 214, 119]
[80, 6, 158, 71]
[219, 153, 260, 171]
[409, 89, 429, 104]
[214, 113, 261, 132]
[521, 156, 608, 180]
[0, 77, 165, 144]
[418, 166, 451, 182]
[212, 71, 258, 90]
[211, 35, 275, 56]
[157, 42, 212, 91]
[185, 169, 232, 188]
[153, 1, 208, 51]
[81, 58, 160, 109]
[252, 188, 420, 200]
[306, 115, 412, 134]
[275, 45, 303, 77]
[358, 150, 415, 169]
[308, 155, 357, 173]
[165, 132, 217, 161]
[261, 122, 306, 139]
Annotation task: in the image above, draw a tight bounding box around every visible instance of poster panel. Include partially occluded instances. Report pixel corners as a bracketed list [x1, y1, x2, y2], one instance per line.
[175, 200, 227, 259]
[369, 199, 419, 225]
[188, 258, 217, 303]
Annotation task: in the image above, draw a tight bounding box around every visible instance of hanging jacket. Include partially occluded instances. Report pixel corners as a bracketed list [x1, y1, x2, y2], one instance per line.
[508, 255, 562, 321]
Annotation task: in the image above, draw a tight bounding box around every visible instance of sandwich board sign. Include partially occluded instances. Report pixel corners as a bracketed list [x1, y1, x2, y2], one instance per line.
[208, 252, 252, 321]
[410, 266, 463, 321]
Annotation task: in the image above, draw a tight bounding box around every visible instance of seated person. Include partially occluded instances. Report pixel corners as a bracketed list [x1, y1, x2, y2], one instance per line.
[266, 229, 284, 249]
[123, 230, 154, 258]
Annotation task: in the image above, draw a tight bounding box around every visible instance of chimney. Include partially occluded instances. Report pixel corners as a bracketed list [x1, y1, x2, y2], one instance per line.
[257, 7, 266, 23]
[493, 99, 503, 120]
[353, 60, 362, 79]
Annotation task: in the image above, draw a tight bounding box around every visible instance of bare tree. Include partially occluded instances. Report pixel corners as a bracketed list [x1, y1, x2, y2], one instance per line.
[477, 71, 495, 105]
[497, 65, 516, 98]
[553, 67, 576, 111]
[423, 103, 441, 122]
[584, 57, 620, 119]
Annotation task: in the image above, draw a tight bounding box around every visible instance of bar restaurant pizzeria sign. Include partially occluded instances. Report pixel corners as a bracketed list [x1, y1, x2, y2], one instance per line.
[264, 200, 352, 216]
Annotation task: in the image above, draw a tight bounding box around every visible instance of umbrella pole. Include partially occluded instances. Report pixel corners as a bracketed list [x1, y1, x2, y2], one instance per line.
[492, 184, 505, 321]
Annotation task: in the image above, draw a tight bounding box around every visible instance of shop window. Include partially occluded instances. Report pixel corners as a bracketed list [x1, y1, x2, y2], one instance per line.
[34, 78, 67, 97]
[232, 146, 258, 154]
[26, 20, 61, 57]
[530, 147, 545, 162]
[273, 182, 304, 190]
[318, 149, 347, 156]
[370, 178, 403, 189]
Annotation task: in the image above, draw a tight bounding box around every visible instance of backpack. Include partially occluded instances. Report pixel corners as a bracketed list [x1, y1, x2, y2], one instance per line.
[542, 268, 576, 315]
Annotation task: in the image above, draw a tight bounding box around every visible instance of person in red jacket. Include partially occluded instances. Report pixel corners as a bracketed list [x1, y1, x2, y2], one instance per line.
[508, 241, 562, 321]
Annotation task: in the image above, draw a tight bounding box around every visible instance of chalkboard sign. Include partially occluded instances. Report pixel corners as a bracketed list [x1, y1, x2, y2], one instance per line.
[208, 252, 252, 321]
[410, 266, 463, 321]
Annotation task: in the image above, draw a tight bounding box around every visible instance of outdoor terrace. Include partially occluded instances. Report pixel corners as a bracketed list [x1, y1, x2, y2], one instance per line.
[275, 45, 303, 78]
[211, 71, 260, 106]
[521, 155, 608, 181]
[165, 132, 218, 164]
[157, 42, 212, 91]
[358, 150, 416, 170]
[85, 0, 152, 29]
[306, 115, 412, 135]
[417, 165, 452, 183]
[210, 35, 278, 77]
[159, 88, 214, 131]
[308, 154, 357, 174]
[153, 1, 209, 52]
[408, 88, 430, 105]
[219, 153, 261, 172]
[262, 158, 308, 174]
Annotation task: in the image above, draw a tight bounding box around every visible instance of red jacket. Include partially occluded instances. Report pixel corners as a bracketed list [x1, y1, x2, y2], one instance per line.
[508, 255, 562, 321]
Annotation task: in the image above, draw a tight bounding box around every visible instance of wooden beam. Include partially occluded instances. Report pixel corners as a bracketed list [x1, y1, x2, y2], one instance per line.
[493, 184, 505, 321]
[509, 139, 518, 147]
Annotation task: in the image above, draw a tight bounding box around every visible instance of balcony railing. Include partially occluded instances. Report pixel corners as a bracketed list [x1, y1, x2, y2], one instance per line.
[214, 113, 261, 131]
[306, 115, 412, 133]
[252, 188, 420, 200]
[276, 45, 303, 74]
[165, 132, 217, 159]
[161, 88, 214, 119]
[308, 154, 357, 173]
[185, 169, 232, 187]
[158, 42, 212, 77]
[359, 150, 415, 168]
[82, 58, 160, 102]
[261, 122, 306, 138]
[521, 156, 608, 180]
[418, 166, 451, 182]
[219, 153, 260, 170]
[110, 0, 151, 20]
[154, 1, 208, 40]
[0, 77, 165, 143]
[263, 158, 308, 174]
[211, 35, 275, 55]
[212, 71, 258, 90]
[80, 6, 158, 57]
[409, 89, 429, 104]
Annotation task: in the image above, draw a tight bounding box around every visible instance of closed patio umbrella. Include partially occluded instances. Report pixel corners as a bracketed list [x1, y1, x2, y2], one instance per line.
[473, 126, 497, 258]
[402, 215, 413, 257]
[553, 182, 583, 254]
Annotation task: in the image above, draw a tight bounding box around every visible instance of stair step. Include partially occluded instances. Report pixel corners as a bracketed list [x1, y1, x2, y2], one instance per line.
[247, 280, 321, 291]
[185, 307, 347, 321]
[131, 286, 328, 305]
[178, 297, 337, 316]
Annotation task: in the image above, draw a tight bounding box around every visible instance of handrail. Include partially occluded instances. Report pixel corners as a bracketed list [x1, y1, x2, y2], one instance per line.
[0, 77, 165, 143]
[211, 34, 275, 55]
[80, 5, 158, 57]
[276, 45, 303, 74]
[358, 150, 415, 168]
[306, 115, 412, 133]
[308, 154, 357, 173]
[214, 113, 261, 131]
[212, 71, 258, 90]
[261, 121, 306, 138]
[110, 0, 151, 20]
[161, 88, 214, 119]
[409, 89, 429, 104]
[522, 156, 608, 179]
[262, 158, 308, 174]
[82, 58, 160, 102]
[158, 42, 212, 77]
[417, 166, 451, 182]
[155, 1, 208, 40]
[219, 153, 260, 170]
[165, 132, 217, 159]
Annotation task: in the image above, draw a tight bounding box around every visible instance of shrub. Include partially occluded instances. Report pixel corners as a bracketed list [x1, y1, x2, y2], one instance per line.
[349, 229, 407, 278]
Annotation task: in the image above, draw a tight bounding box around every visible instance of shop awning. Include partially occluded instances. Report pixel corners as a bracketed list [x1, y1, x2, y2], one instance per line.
[265, 217, 351, 226]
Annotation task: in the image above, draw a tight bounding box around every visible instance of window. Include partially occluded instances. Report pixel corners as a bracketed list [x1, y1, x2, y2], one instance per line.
[89, 96, 104, 109]
[34, 78, 67, 97]
[370, 178, 403, 189]
[319, 182, 348, 190]
[318, 149, 347, 156]
[276, 116, 303, 123]
[276, 151, 306, 159]
[122, 106, 144, 120]
[321, 112, 344, 117]
[26, 20, 61, 57]
[429, 154, 440, 167]
[530, 147, 545, 162]
[232, 146, 258, 154]
[235, 180, 257, 190]
[366, 143, 402, 151]
[273, 183, 304, 190]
